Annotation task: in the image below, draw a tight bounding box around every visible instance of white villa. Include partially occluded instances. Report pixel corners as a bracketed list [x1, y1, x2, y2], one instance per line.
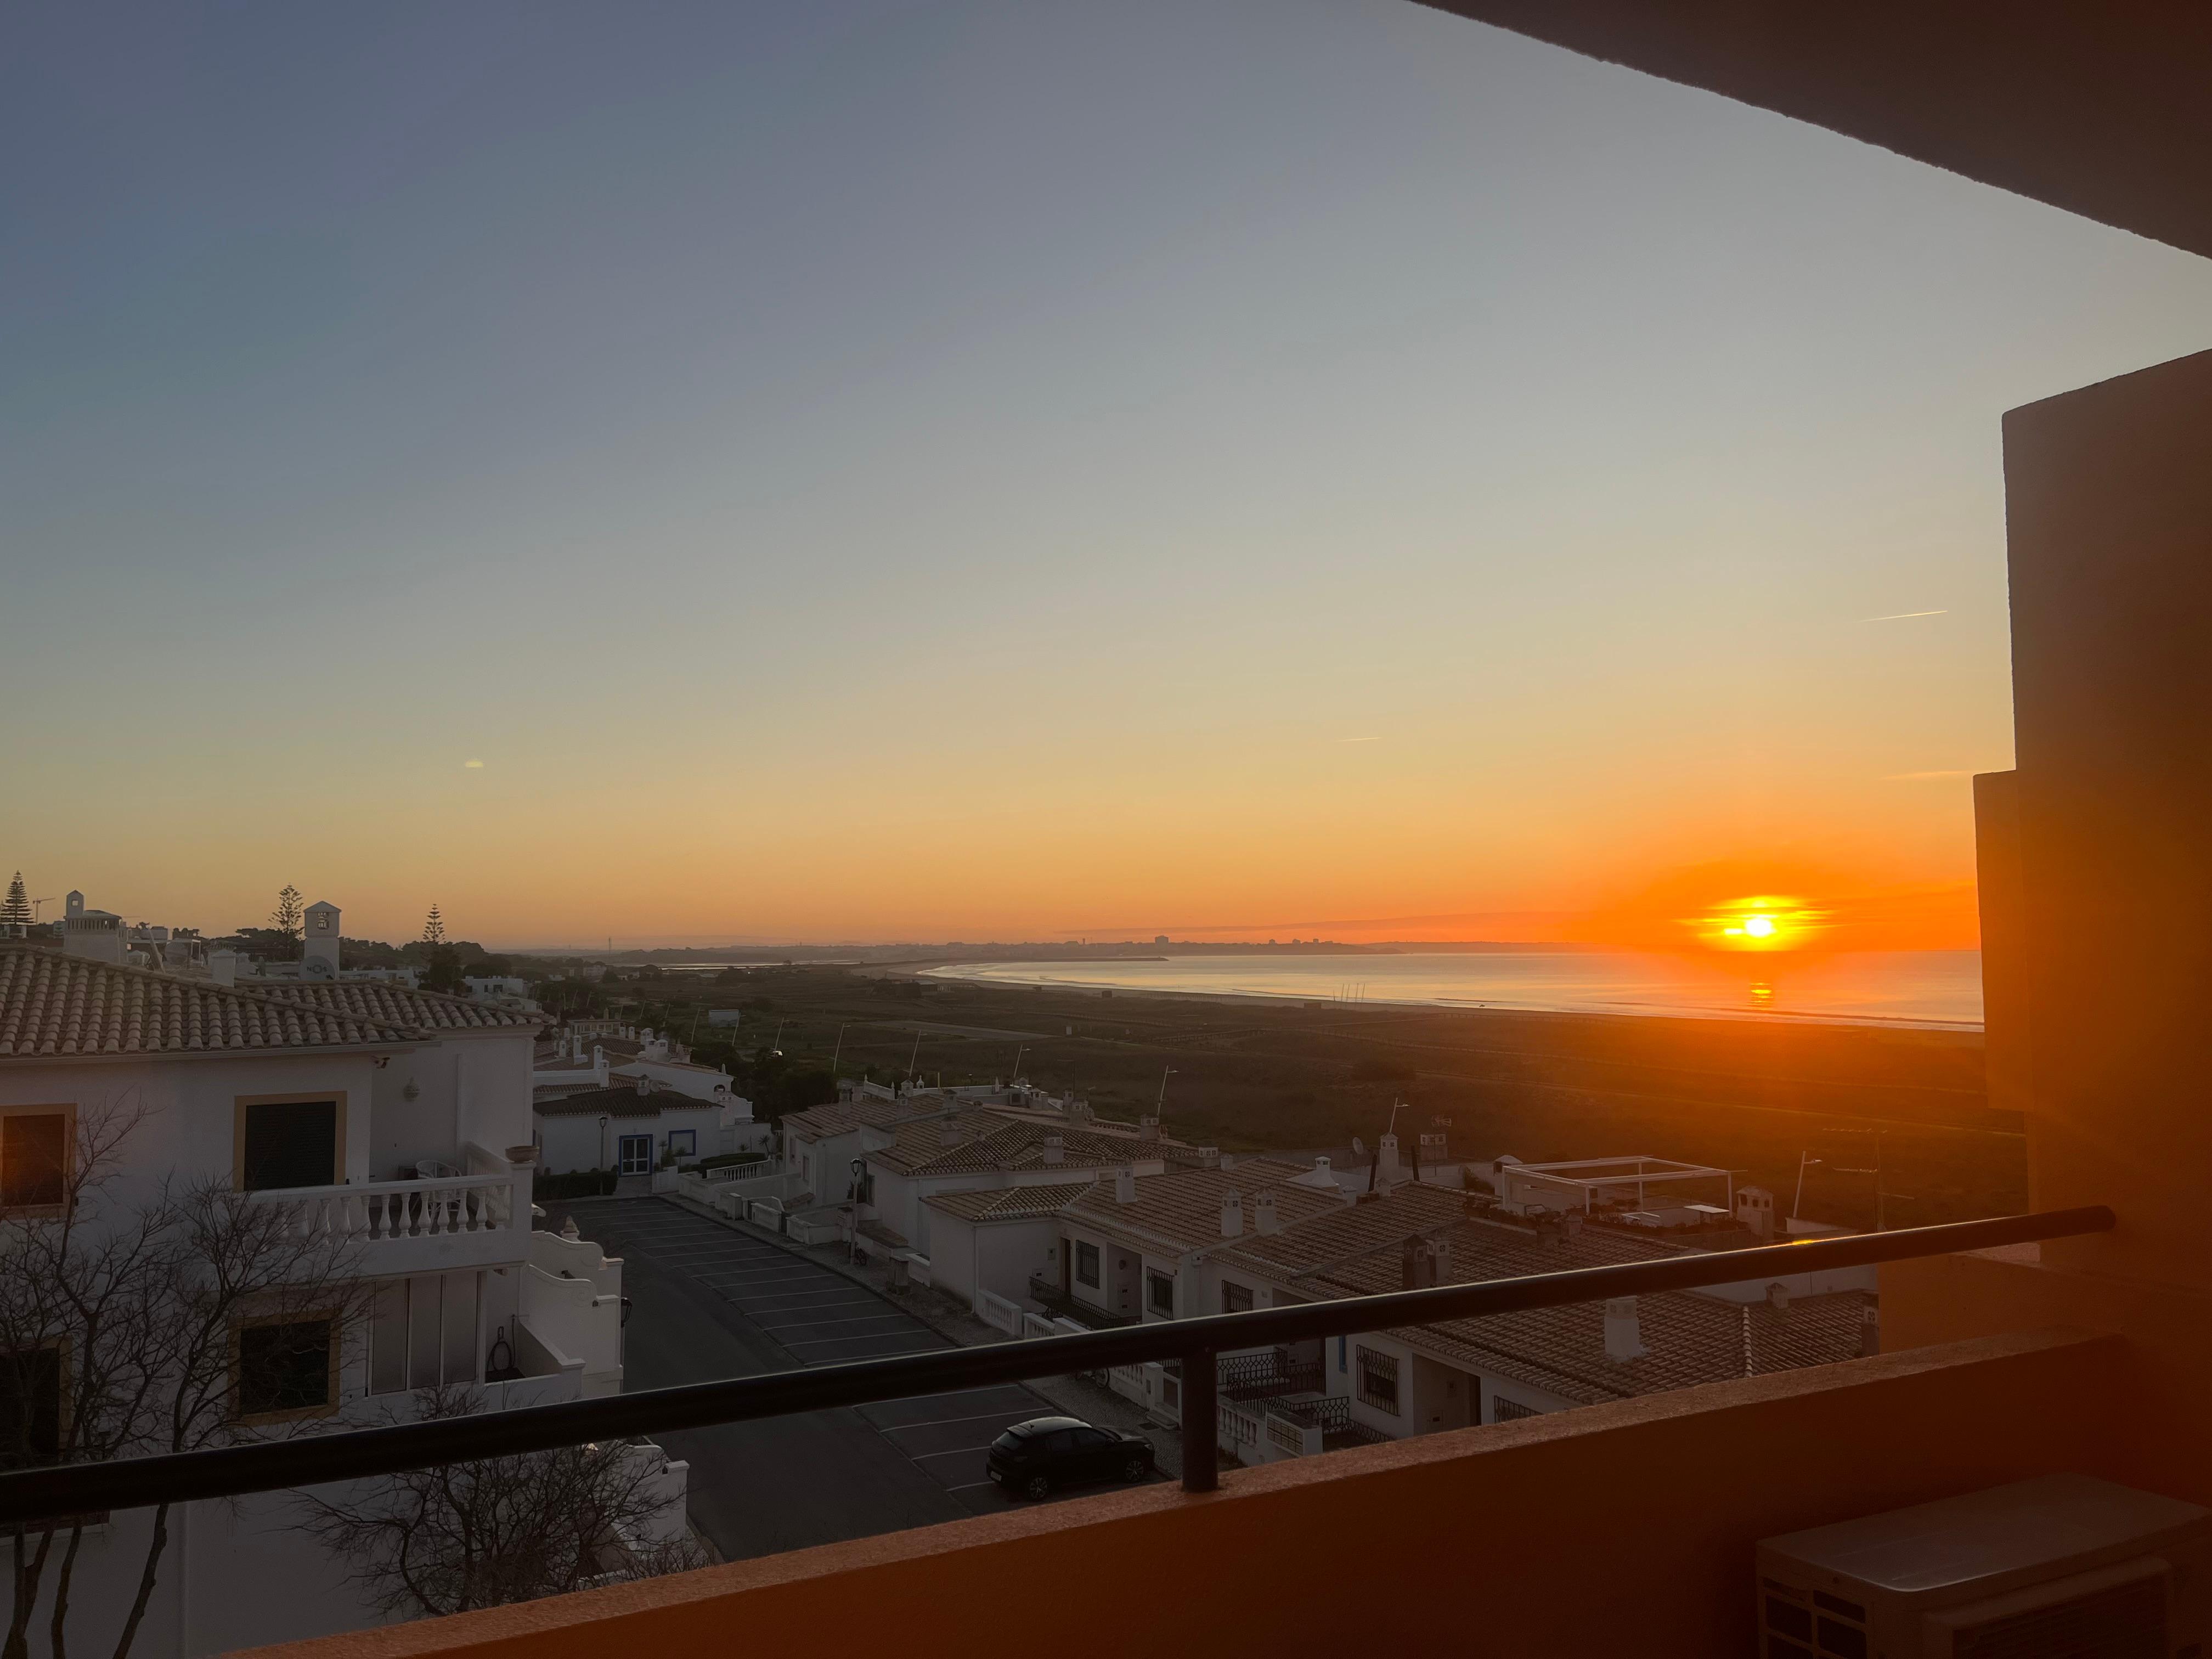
[0, 926, 668, 1657]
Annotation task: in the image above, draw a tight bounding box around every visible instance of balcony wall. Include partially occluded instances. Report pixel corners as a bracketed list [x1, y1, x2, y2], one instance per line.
[240, 1328, 2121, 1659]
[249, 1171, 529, 1277]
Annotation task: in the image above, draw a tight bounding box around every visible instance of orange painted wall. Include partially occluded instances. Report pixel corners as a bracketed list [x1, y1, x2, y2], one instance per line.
[238, 1330, 2116, 1659]
[1887, 1251, 2212, 1502]
[1999, 348, 2212, 1285]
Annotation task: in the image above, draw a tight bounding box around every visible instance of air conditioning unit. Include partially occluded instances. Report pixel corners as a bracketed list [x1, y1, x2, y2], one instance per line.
[1757, 1474, 2211, 1658]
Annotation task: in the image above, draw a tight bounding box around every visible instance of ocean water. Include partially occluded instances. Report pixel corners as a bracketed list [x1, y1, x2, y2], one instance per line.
[922, 950, 1983, 1029]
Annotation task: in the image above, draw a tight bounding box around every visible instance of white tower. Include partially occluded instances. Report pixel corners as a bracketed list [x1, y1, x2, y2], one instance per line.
[303, 900, 341, 979]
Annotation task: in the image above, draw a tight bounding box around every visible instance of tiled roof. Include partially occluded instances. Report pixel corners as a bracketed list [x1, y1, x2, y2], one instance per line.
[1063, 1160, 1347, 1253]
[1392, 1278, 1873, 1407]
[923, 1180, 1098, 1223]
[872, 1111, 1172, 1178]
[781, 1094, 924, 1141]
[0, 947, 417, 1060]
[246, 979, 539, 1032]
[1237, 1196, 1871, 1406]
[535, 1086, 716, 1118]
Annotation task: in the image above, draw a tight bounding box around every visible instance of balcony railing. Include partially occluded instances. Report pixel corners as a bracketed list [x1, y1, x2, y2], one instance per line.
[1218, 1351, 1323, 1402]
[247, 1171, 523, 1246]
[1028, 1274, 1141, 1329]
[0, 1205, 2113, 1526]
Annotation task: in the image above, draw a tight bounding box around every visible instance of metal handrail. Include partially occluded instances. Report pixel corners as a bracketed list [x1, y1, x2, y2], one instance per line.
[0, 1205, 2113, 1524]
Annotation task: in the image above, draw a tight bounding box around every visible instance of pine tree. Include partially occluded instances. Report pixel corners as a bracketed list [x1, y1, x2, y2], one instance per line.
[422, 904, 445, 945]
[1, 872, 29, 927]
[270, 884, 306, 941]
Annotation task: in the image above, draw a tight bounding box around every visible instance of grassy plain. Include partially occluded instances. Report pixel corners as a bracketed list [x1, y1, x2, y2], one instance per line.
[622, 963, 2018, 1229]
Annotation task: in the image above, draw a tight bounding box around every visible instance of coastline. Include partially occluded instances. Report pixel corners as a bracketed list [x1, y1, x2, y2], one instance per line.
[914, 952, 1984, 1032]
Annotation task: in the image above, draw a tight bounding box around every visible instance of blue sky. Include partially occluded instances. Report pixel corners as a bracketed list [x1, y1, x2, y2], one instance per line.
[6, 1, 2210, 945]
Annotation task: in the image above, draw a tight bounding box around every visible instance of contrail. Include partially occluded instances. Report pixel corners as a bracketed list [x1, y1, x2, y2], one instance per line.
[1864, 609, 1948, 622]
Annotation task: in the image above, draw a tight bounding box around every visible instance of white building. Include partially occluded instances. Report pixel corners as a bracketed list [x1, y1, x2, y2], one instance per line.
[0, 939, 668, 1657]
[533, 1079, 766, 1176]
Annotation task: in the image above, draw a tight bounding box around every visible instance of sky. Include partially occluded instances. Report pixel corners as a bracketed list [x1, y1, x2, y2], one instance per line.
[6, 1, 2211, 951]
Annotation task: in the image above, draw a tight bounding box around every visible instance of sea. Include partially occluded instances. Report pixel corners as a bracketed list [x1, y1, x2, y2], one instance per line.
[919, 950, 1983, 1030]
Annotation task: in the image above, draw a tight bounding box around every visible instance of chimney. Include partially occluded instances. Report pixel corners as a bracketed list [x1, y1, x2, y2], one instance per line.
[1603, 1296, 1647, 1362]
[1378, 1133, 1402, 1183]
[1313, 1155, 1331, 1175]
[1563, 1211, 1584, 1240]
[1858, 1299, 1881, 1358]
[634, 1074, 652, 1097]
[207, 949, 240, 988]
[1114, 1166, 1137, 1204]
[1220, 1191, 1244, 1238]
[1400, 1236, 1425, 1290]
[1041, 1133, 1064, 1165]
[1255, 1192, 1280, 1235]
[1766, 1282, 1792, 1315]
[1737, 1184, 1775, 1240]
[1429, 1238, 1452, 1283]
[1138, 1116, 1159, 1142]
[1196, 1146, 1220, 1170]
[303, 900, 341, 978]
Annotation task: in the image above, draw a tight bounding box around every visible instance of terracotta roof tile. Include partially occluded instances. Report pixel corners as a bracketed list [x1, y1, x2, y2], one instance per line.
[534, 1084, 724, 1118]
[1064, 1160, 1346, 1252]
[0, 947, 416, 1059]
[923, 1181, 1098, 1223]
[246, 978, 539, 1033]
[1235, 1194, 1871, 1406]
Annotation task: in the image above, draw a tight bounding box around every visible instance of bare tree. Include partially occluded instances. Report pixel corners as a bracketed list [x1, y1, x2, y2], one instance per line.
[294, 1387, 705, 1618]
[2, 1100, 374, 1659]
[269, 885, 306, 943]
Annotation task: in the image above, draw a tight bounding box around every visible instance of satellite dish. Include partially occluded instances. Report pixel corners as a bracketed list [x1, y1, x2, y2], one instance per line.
[1351, 1136, 1367, 1155]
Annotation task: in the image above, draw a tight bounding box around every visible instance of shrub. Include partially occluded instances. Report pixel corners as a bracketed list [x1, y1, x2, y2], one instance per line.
[532, 1169, 617, 1200]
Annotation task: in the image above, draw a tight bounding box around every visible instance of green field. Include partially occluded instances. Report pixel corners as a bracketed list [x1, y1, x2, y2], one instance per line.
[563, 963, 2022, 1230]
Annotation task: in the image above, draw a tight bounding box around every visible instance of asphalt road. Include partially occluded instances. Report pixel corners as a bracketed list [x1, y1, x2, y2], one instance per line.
[546, 1198, 1138, 1563]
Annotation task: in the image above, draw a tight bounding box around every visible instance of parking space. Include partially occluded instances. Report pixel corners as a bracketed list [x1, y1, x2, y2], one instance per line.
[552, 1199, 1163, 1534]
[855, 1383, 1053, 1512]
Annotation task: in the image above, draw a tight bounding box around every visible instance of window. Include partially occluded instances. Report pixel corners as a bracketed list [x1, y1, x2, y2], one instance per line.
[1075, 1241, 1100, 1288]
[234, 1097, 342, 1192]
[1356, 1345, 1400, 1414]
[1491, 1396, 1540, 1423]
[1222, 1282, 1254, 1314]
[369, 1273, 481, 1393]
[0, 1346, 62, 1470]
[1147, 1272, 1175, 1316]
[234, 1317, 336, 1421]
[1, 1109, 70, 1212]
[667, 1129, 697, 1158]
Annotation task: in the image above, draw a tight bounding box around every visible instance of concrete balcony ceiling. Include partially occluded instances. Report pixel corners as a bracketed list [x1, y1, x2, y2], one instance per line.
[1422, 0, 2212, 261]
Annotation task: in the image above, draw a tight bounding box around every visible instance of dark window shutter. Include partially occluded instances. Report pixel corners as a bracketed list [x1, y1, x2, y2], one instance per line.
[241, 1101, 337, 1191]
[2, 1115, 66, 1208]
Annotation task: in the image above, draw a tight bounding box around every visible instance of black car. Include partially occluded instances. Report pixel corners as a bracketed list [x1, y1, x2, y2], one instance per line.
[986, 1415, 1155, 1499]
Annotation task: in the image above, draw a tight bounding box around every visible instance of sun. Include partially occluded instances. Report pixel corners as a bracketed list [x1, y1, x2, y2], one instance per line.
[1687, 894, 1826, 952]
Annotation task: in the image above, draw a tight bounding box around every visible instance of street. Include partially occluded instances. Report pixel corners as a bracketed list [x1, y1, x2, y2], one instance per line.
[547, 1198, 1111, 1562]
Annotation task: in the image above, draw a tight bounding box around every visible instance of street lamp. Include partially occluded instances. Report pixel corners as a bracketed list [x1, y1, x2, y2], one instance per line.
[849, 1156, 867, 1264]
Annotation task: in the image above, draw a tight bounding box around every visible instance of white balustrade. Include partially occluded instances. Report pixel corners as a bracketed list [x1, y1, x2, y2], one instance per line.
[249, 1172, 521, 1245]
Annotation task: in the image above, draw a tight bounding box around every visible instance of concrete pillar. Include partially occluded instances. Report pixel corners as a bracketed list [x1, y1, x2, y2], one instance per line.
[1999, 347, 2212, 1284]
